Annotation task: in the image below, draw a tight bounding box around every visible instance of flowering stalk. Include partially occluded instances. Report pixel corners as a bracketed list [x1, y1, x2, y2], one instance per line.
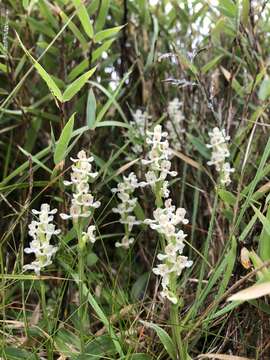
[206, 127, 234, 186]
[60, 150, 100, 353]
[142, 125, 192, 356]
[23, 203, 60, 275]
[23, 203, 60, 359]
[140, 125, 177, 206]
[112, 172, 140, 249]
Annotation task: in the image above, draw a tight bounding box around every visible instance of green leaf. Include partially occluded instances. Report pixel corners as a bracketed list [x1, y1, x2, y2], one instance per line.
[94, 25, 124, 43]
[2, 347, 38, 360]
[95, 120, 130, 129]
[218, 0, 237, 18]
[218, 189, 237, 206]
[60, 10, 88, 50]
[87, 88, 96, 129]
[140, 321, 177, 360]
[188, 134, 210, 159]
[128, 355, 152, 360]
[72, 0, 94, 39]
[54, 113, 75, 164]
[131, 272, 149, 300]
[95, 0, 110, 32]
[92, 39, 115, 62]
[16, 32, 63, 101]
[258, 76, 270, 101]
[201, 54, 224, 74]
[242, 0, 250, 26]
[255, 205, 270, 261]
[62, 67, 97, 102]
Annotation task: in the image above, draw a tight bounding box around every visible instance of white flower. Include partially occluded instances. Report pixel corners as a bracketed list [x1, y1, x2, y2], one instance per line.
[60, 150, 100, 221]
[207, 127, 234, 185]
[112, 172, 140, 249]
[146, 198, 192, 304]
[23, 204, 60, 275]
[140, 125, 176, 196]
[82, 225, 96, 244]
[115, 236, 134, 249]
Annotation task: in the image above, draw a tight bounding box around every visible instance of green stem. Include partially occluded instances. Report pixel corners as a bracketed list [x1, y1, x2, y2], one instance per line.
[40, 281, 53, 360]
[77, 225, 86, 354]
[170, 275, 186, 360]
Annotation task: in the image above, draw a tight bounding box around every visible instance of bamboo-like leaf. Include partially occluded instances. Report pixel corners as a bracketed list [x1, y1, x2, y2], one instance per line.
[16, 32, 63, 101]
[87, 88, 96, 129]
[94, 25, 124, 43]
[62, 67, 97, 102]
[72, 0, 94, 39]
[54, 113, 75, 164]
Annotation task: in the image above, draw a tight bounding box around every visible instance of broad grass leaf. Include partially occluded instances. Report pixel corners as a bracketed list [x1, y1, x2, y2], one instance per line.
[140, 321, 177, 360]
[72, 0, 94, 39]
[2, 347, 38, 360]
[128, 355, 152, 360]
[54, 113, 75, 164]
[87, 88, 96, 129]
[228, 282, 270, 301]
[62, 67, 97, 102]
[94, 25, 124, 43]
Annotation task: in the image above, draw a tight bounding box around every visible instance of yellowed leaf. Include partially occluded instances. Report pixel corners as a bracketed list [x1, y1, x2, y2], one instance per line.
[198, 353, 253, 360]
[171, 149, 201, 170]
[227, 282, 270, 302]
[115, 158, 140, 176]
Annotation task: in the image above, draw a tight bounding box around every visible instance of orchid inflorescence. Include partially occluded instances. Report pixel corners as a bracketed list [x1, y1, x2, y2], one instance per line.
[207, 127, 234, 185]
[142, 124, 192, 303]
[23, 204, 60, 275]
[112, 172, 140, 248]
[60, 150, 100, 244]
[140, 124, 177, 199]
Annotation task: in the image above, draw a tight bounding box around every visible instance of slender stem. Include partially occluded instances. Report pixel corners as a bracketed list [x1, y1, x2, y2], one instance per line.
[40, 281, 53, 360]
[77, 224, 86, 354]
[169, 273, 186, 359]
[78, 248, 85, 353]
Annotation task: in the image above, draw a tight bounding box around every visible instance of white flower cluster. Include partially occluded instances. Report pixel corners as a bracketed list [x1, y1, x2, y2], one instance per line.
[112, 172, 140, 249]
[23, 204, 60, 275]
[166, 98, 185, 151]
[128, 109, 151, 155]
[206, 127, 234, 185]
[60, 150, 100, 221]
[145, 199, 192, 304]
[140, 125, 177, 198]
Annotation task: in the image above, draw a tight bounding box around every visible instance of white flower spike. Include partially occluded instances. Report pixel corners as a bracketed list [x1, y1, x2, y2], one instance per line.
[206, 127, 234, 185]
[23, 204, 60, 275]
[60, 150, 100, 221]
